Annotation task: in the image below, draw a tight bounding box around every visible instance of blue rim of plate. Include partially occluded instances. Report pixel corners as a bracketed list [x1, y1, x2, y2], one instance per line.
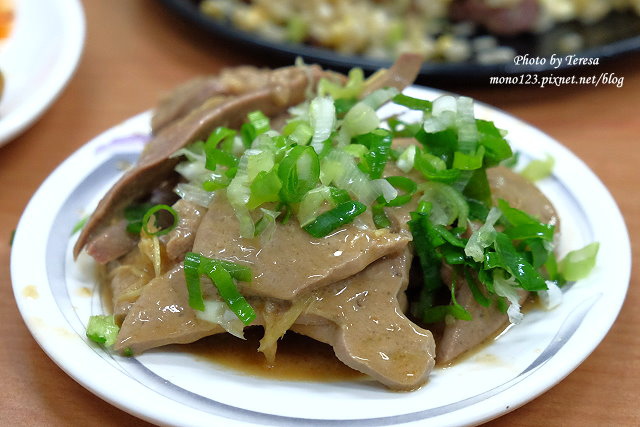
[158, 0, 640, 84]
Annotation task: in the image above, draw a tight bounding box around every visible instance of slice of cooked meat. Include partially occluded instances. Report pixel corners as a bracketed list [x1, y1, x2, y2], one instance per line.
[291, 249, 435, 391]
[107, 246, 155, 324]
[85, 219, 139, 265]
[488, 165, 559, 226]
[75, 64, 339, 263]
[436, 265, 528, 364]
[361, 53, 423, 97]
[436, 165, 559, 364]
[114, 264, 226, 353]
[161, 199, 207, 261]
[192, 194, 411, 301]
[151, 66, 275, 134]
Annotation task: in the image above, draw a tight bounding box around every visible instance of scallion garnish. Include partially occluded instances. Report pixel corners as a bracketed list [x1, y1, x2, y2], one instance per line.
[278, 145, 320, 204]
[86, 315, 120, 347]
[141, 204, 179, 237]
[521, 154, 555, 182]
[302, 201, 367, 238]
[183, 252, 256, 325]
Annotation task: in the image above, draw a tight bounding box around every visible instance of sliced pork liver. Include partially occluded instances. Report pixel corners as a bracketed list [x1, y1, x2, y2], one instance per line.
[192, 194, 411, 301]
[114, 264, 225, 353]
[162, 199, 207, 261]
[436, 165, 559, 364]
[291, 249, 435, 390]
[151, 66, 274, 134]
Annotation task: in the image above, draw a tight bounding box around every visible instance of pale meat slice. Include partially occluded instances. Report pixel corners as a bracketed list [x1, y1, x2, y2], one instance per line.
[436, 165, 559, 364]
[106, 247, 155, 324]
[114, 264, 226, 353]
[192, 194, 411, 301]
[161, 199, 207, 261]
[291, 249, 435, 391]
[151, 66, 274, 134]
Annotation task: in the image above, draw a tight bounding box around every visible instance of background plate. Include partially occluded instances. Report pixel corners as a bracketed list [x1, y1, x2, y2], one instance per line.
[11, 86, 630, 426]
[159, 0, 640, 85]
[0, 0, 85, 146]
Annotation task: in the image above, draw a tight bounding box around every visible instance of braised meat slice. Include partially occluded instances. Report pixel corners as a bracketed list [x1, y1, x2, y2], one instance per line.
[292, 249, 435, 391]
[192, 194, 411, 301]
[436, 165, 559, 364]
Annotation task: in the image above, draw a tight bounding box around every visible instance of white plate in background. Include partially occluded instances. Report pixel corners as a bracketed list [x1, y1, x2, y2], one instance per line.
[11, 86, 631, 426]
[0, 0, 85, 146]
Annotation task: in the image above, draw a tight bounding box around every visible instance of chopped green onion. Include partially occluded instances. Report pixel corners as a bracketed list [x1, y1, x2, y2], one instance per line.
[353, 129, 392, 179]
[342, 102, 380, 137]
[303, 201, 366, 238]
[198, 258, 256, 325]
[205, 127, 236, 160]
[283, 121, 313, 146]
[247, 111, 270, 136]
[318, 67, 364, 100]
[142, 204, 179, 236]
[334, 98, 358, 117]
[453, 146, 485, 171]
[247, 169, 282, 210]
[392, 93, 433, 112]
[383, 176, 417, 207]
[421, 280, 472, 323]
[240, 122, 257, 147]
[476, 120, 512, 166]
[184, 252, 205, 310]
[205, 148, 238, 171]
[493, 232, 547, 291]
[309, 96, 336, 151]
[183, 252, 256, 325]
[419, 182, 468, 227]
[278, 145, 320, 204]
[558, 242, 599, 282]
[71, 216, 88, 235]
[124, 202, 154, 234]
[86, 315, 120, 347]
[521, 154, 555, 182]
[372, 203, 391, 228]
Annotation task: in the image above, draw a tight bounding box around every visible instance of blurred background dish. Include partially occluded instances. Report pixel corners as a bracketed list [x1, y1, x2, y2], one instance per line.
[0, 0, 85, 147]
[159, 0, 640, 85]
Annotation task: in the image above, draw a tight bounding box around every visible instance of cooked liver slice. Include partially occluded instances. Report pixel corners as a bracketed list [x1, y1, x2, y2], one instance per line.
[151, 66, 275, 134]
[436, 165, 559, 364]
[192, 194, 411, 301]
[291, 249, 435, 390]
[114, 264, 226, 353]
[162, 199, 207, 261]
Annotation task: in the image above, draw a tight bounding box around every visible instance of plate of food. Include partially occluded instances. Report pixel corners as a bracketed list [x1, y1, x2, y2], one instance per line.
[159, 0, 640, 83]
[0, 0, 85, 147]
[11, 56, 630, 426]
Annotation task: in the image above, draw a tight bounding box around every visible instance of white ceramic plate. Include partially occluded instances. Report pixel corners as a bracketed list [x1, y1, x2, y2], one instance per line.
[0, 0, 85, 146]
[11, 86, 631, 426]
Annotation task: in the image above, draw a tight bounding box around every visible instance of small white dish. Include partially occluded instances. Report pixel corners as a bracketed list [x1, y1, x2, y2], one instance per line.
[11, 86, 630, 426]
[0, 0, 85, 146]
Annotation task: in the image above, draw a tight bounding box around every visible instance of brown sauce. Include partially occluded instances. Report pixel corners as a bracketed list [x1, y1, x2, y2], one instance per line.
[173, 327, 365, 382]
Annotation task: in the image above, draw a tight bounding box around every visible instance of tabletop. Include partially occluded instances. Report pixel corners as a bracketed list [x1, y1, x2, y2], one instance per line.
[1, 1, 638, 426]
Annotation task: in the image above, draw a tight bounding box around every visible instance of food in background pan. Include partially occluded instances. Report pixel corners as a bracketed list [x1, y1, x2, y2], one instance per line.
[197, 0, 640, 64]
